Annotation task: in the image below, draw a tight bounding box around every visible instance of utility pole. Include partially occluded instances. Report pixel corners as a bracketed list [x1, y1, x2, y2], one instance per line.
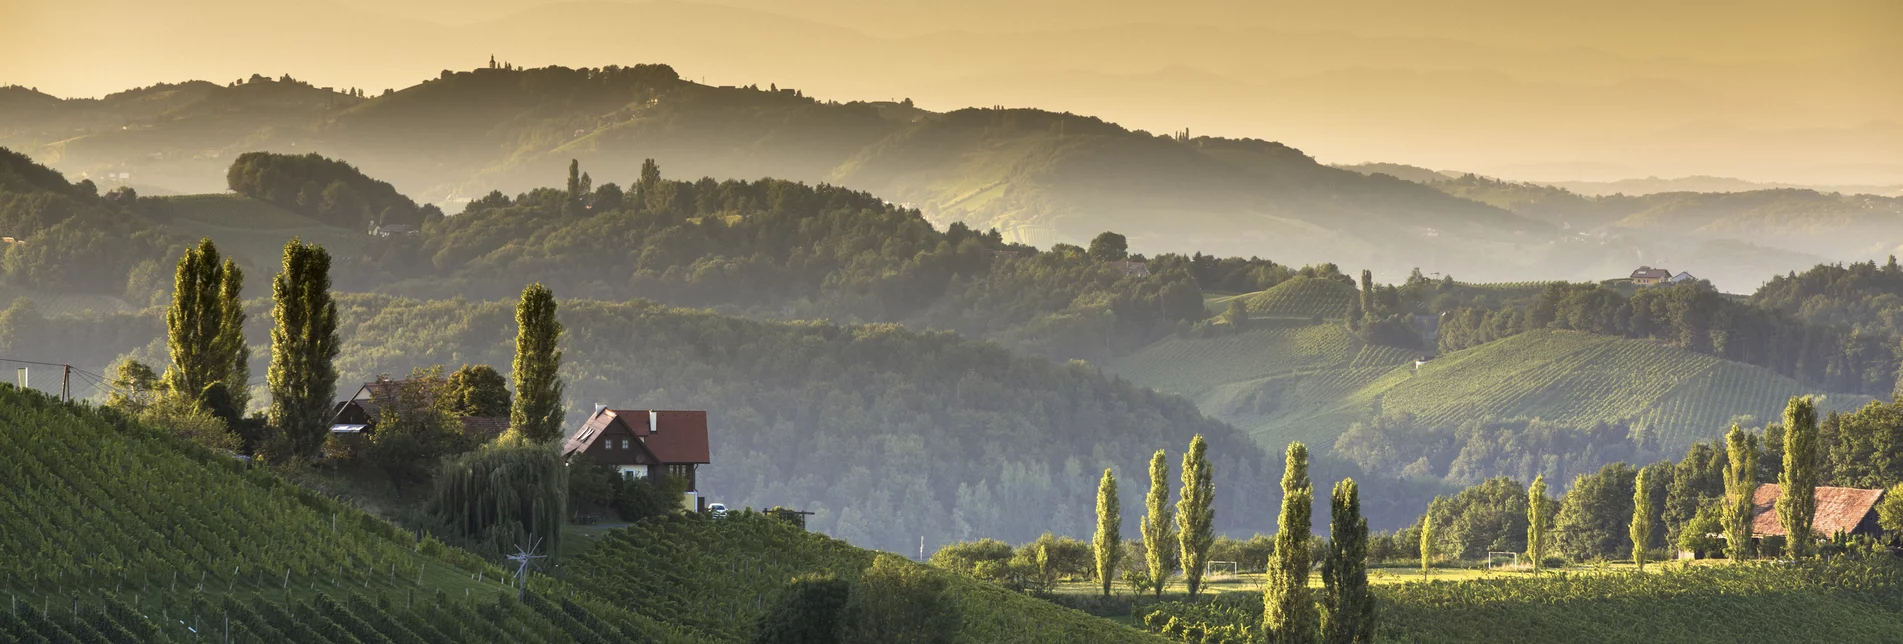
[61, 365, 70, 402]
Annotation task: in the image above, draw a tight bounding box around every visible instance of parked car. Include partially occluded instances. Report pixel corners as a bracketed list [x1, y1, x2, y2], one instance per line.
[707, 503, 728, 519]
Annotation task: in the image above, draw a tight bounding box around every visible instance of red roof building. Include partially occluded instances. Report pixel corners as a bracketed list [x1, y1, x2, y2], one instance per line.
[562, 409, 712, 507]
[1749, 484, 1886, 539]
[1629, 266, 1673, 286]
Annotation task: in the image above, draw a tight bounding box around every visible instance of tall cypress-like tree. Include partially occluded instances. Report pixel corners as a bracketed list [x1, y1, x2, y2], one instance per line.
[1264, 442, 1317, 643]
[508, 283, 566, 443]
[1142, 449, 1175, 598]
[1177, 434, 1216, 598]
[1723, 424, 1759, 561]
[1630, 468, 1653, 570]
[1527, 475, 1549, 570]
[1420, 503, 1436, 577]
[1320, 477, 1374, 644]
[213, 258, 249, 421]
[1093, 468, 1121, 598]
[266, 239, 340, 460]
[162, 239, 226, 407]
[1779, 397, 1819, 558]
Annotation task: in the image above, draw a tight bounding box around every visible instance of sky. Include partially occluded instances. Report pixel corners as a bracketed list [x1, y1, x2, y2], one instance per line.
[2, 0, 1899, 183]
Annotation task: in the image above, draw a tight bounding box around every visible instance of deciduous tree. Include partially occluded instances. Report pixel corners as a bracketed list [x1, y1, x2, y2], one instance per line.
[1778, 397, 1819, 557]
[1723, 424, 1759, 561]
[1630, 468, 1652, 569]
[1093, 468, 1121, 597]
[507, 283, 565, 443]
[1527, 475, 1549, 570]
[1320, 477, 1373, 644]
[1143, 449, 1176, 597]
[1264, 442, 1316, 643]
[1177, 434, 1216, 598]
[266, 239, 340, 461]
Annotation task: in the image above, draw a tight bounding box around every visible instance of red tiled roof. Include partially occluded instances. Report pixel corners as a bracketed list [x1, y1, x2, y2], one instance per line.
[562, 409, 710, 464]
[1630, 267, 1672, 279]
[1750, 484, 1885, 537]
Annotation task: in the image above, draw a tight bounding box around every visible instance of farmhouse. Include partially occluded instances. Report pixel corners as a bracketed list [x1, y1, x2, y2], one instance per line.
[327, 378, 509, 442]
[1668, 271, 1698, 285]
[562, 408, 712, 511]
[1750, 483, 1886, 540]
[1629, 266, 1672, 286]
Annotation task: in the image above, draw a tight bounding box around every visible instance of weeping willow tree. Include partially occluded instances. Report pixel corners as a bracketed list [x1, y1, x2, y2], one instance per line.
[427, 444, 567, 561]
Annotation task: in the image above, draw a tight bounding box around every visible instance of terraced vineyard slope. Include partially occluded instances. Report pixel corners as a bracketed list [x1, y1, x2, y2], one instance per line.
[564, 512, 1167, 644]
[1106, 325, 1863, 451]
[0, 385, 708, 643]
[1238, 277, 1359, 319]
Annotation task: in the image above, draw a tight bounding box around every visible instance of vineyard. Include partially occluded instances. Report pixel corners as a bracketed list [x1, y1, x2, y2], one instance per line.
[1138, 560, 1903, 643]
[1359, 330, 1866, 449]
[1237, 277, 1357, 319]
[0, 384, 709, 643]
[154, 194, 363, 269]
[562, 512, 1169, 643]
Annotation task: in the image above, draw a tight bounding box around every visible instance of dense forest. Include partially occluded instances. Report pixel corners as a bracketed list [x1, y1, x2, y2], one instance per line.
[0, 147, 182, 293]
[227, 151, 440, 229]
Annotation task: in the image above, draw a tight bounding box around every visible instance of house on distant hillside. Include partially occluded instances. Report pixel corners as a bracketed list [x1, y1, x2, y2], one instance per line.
[1668, 271, 1698, 285]
[328, 378, 508, 443]
[562, 408, 712, 511]
[1750, 484, 1885, 541]
[1629, 266, 1672, 286]
[370, 224, 418, 237]
[1108, 260, 1150, 278]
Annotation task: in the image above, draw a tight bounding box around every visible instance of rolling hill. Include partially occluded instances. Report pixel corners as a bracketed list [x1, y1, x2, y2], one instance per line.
[149, 193, 366, 270]
[1107, 324, 1867, 454]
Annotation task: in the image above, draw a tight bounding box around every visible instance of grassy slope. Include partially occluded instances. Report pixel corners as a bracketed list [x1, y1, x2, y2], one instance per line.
[155, 194, 363, 269]
[1107, 324, 1866, 451]
[1239, 277, 1358, 319]
[562, 512, 1166, 644]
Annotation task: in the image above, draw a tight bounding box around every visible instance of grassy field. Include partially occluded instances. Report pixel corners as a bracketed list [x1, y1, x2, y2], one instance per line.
[1107, 324, 1864, 452]
[562, 512, 1168, 643]
[1135, 558, 1903, 643]
[154, 193, 363, 270]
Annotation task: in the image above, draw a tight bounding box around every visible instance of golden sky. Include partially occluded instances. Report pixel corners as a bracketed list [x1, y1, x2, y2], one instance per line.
[3, 0, 1899, 183]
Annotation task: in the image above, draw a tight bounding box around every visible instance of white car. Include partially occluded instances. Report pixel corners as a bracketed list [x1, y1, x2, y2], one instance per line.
[707, 503, 728, 519]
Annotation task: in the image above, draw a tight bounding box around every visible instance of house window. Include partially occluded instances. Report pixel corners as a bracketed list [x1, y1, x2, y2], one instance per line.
[621, 439, 630, 450]
[668, 464, 692, 479]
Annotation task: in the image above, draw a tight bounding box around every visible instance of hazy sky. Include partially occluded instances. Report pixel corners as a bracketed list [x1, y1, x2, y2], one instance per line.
[3, 0, 1899, 183]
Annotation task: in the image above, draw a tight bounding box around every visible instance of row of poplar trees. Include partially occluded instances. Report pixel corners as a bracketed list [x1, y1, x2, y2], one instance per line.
[1515, 396, 1822, 570]
[150, 237, 571, 461]
[1091, 437, 1375, 643]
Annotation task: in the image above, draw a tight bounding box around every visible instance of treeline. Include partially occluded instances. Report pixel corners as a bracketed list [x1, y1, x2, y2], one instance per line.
[227, 151, 440, 230]
[1332, 413, 1655, 488]
[0, 147, 183, 293]
[1751, 258, 1903, 337]
[1389, 395, 1903, 566]
[1438, 280, 1898, 396]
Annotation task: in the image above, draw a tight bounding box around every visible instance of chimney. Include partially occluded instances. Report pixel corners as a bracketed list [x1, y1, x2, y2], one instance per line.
[649, 410, 659, 433]
[592, 403, 607, 418]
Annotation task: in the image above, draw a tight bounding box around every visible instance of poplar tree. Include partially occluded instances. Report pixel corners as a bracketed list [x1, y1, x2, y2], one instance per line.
[1779, 397, 1819, 558]
[213, 258, 249, 420]
[1177, 434, 1216, 598]
[1723, 424, 1759, 561]
[1630, 468, 1652, 570]
[1420, 504, 1436, 577]
[1264, 442, 1316, 643]
[162, 240, 228, 407]
[1093, 468, 1122, 598]
[1526, 475, 1549, 571]
[1142, 449, 1176, 598]
[1320, 477, 1374, 644]
[508, 283, 566, 443]
[266, 239, 340, 460]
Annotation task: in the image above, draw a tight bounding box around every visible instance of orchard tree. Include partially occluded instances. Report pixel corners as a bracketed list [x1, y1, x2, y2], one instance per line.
[1093, 468, 1122, 598]
[507, 283, 565, 443]
[1177, 434, 1216, 598]
[1778, 397, 1819, 558]
[1142, 449, 1176, 597]
[265, 239, 339, 461]
[1263, 442, 1316, 643]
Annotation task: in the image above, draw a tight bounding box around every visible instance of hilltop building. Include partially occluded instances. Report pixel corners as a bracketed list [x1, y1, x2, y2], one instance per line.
[1629, 266, 1672, 286]
[562, 408, 712, 511]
